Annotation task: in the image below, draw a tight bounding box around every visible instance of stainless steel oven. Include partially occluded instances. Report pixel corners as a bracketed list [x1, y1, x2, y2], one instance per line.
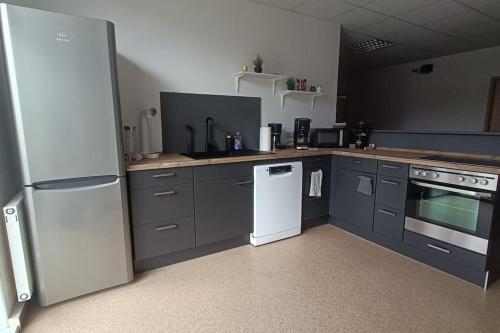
[405, 165, 498, 255]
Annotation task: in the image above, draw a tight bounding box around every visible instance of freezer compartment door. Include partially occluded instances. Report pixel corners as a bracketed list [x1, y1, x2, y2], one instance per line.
[1, 4, 124, 183]
[25, 176, 133, 306]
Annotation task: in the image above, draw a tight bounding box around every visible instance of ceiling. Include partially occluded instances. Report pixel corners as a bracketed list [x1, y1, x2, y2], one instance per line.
[249, 0, 500, 72]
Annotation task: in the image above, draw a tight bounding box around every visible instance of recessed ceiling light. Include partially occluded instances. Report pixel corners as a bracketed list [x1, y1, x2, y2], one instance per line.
[348, 39, 393, 52]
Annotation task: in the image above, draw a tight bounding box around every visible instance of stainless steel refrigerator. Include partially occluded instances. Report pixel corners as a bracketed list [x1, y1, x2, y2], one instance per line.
[0, 4, 133, 306]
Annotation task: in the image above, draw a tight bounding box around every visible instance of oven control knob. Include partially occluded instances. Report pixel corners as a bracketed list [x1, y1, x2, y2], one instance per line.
[421, 171, 428, 177]
[480, 179, 489, 186]
[431, 172, 439, 178]
[470, 178, 478, 184]
[457, 176, 466, 182]
[413, 170, 421, 176]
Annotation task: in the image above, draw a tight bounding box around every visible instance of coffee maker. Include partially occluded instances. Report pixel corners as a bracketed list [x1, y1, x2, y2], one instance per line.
[294, 118, 311, 149]
[352, 121, 372, 149]
[268, 123, 282, 150]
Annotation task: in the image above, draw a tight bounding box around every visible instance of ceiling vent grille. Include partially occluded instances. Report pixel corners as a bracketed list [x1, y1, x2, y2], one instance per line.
[349, 39, 393, 52]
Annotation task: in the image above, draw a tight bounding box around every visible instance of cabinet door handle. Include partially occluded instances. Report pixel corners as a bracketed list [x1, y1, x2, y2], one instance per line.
[377, 209, 397, 217]
[156, 224, 177, 231]
[153, 173, 175, 178]
[237, 180, 254, 186]
[348, 160, 361, 164]
[381, 179, 400, 186]
[382, 164, 401, 170]
[154, 190, 176, 196]
[427, 243, 451, 254]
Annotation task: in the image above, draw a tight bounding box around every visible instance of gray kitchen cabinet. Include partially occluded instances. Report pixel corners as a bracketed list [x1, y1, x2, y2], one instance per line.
[375, 175, 407, 209]
[372, 162, 409, 241]
[336, 155, 378, 174]
[194, 162, 254, 182]
[130, 183, 194, 226]
[302, 156, 330, 227]
[129, 167, 193, 190]
[133, 217, 195, 261]
[194, 162, 254, 246]
[334, 167, 376, 231]
[377, 161, 409, 179]
[128, 167, 195, 262]
[404, 230, 486, 271]
[373, 204, 404, 241]
[331, 156, 490, 287]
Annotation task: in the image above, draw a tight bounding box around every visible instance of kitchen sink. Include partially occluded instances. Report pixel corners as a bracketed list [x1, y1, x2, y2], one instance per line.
[180, 149, 274, 160]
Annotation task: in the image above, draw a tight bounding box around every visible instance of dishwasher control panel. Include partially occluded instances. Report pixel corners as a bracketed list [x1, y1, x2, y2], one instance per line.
[269, 165, 292, 175]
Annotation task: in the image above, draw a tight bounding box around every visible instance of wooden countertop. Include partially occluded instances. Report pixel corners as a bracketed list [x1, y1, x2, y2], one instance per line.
[126, 148, 500, 175]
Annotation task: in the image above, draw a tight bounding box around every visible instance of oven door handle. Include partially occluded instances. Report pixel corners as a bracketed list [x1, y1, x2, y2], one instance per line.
[410, 180, 492, 199]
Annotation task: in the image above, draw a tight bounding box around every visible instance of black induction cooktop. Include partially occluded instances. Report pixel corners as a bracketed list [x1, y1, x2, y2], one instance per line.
[180, 149, 273, 160]
[420, 155, 500, 168]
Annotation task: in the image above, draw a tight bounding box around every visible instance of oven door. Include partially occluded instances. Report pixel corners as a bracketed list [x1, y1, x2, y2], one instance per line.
[405, 180, 494, 255]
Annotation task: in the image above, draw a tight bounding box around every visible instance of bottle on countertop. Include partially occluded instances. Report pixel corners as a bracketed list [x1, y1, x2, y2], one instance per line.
[234, 131, 243, 150]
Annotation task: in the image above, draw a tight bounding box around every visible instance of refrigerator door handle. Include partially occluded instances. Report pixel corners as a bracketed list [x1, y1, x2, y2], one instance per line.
[32, 176, 119, 191]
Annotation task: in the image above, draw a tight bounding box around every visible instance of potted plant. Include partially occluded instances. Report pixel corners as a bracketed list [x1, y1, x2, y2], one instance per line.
[286, 76, 296, 90]
[253, 54, 264, 73]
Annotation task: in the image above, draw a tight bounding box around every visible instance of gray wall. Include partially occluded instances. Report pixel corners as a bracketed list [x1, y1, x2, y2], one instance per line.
[340, 46, 500, 132]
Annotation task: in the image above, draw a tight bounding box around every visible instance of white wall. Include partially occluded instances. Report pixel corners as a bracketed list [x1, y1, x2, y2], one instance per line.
[0, 129, 18, 330]
[8, 0, 341, 150]
[0, 27, 21, 330]
[340, 46, 500, 132]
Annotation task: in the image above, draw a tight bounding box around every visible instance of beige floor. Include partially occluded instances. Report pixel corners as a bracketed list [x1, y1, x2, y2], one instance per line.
[23, 225, 500, 333]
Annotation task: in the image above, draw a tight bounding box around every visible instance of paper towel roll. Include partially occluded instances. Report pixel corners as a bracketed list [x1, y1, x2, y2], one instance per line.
[259, 126, 271, 152]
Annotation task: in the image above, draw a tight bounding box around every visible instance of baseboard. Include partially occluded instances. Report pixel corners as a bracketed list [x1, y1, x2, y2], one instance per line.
[302, 215, 329, 230]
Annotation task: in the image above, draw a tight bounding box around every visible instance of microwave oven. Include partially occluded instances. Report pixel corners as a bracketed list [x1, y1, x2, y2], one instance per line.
[310, 128, 344, 148]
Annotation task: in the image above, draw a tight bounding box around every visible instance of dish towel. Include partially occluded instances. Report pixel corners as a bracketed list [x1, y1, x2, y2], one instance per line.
[309, 170, 323, 197]
[356, 176, 373, 196]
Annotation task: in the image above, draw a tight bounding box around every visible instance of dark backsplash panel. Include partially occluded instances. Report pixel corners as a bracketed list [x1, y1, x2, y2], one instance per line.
[161, 92, 261, 153]
[369, 131, 500, 155]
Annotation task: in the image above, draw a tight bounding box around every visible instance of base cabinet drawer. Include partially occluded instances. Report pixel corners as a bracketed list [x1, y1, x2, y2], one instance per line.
[336, 156, 377, 174]
[403, 230, 487, 270]
[129, 167, 193, 190]
[303, 156, 330, 172]
[373, 205, 404, 241]
[194, 162, 254, 182]
[377, 161, 409, 179]
[130, 183, 194, 226]
[375, 176, 407, 209]
[134, 217, 195, 260]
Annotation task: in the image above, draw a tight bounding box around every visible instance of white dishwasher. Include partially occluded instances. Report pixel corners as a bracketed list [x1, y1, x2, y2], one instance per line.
[250, 161, 303, 246]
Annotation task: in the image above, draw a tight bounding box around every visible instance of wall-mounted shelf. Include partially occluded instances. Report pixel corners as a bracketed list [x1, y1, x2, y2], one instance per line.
[280, 90, 327, 109]
[233, 71, 286, 94]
